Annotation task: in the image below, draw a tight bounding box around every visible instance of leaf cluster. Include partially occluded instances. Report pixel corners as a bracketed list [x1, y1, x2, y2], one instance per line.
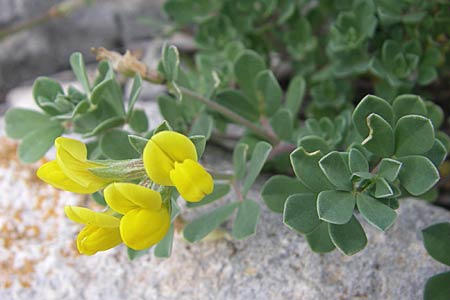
[163, 0, 450, 116]
[6, 53, 150, 162]
[262, 94, 449, 255]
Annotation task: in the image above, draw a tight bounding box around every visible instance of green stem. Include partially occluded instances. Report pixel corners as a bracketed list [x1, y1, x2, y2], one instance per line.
[179, 86, 280, 145]
[88, 159, 146, 180]
[105, 48, 280, 145]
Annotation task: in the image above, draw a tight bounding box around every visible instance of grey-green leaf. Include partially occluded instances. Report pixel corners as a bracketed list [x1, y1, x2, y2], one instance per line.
[424, 271, 450, 300]
[270, 108, 293, 140]
[357, 193, 397, 231]
[298, 136, 330, 154]
[127, 247, 149, 260]
[349, 148, 369, 174]
[255, 70, 282, 116]
[92, 192, 107, 206]
[232, 199, 260, 240]
[424, 139, 447, 167]
[425, 101, 444, 129]
[215, 89, 259, 122]
[154, 224, 174, 258]
[234, 50, 266, 100]
[398, 156, 439, 196]
[18, 123, 64, 163]
[161, 45, 180, 82]
[394, 115, 435, 157]
[129, 109, 149, 133]
[83, 116, 125, 138]
[374, 177, 394, 198]
[128, 135, 148, 154]
[158, 95, 186, 131]
[362, 113, 395, 157]
[305, 222, 336, 253]
[285, 75, 305, 118]
[100, 129, 139, 160]
[190, 135, 206, 158]
[233, 143, 248, 180]
[290, 147, 334, 193]
[378, 158, 402, 182]
[70, 52, 91, 94]
[90, 79, 125, 116]
[189, 114, 213, 139]
[151, 121, 172, 136]
[317, 190, 355, 224]
[284, 193, 321, 234]
[242, 141, 272, 195]
[5, 108, 54, 139]
[127, 75, 143, 114]
[422, 222, 450, 266]
[32, 77, 65, 115]
[329, 215, 368, 255]
[392, 94, 427, 121]
[319, 151, 352, 191]
[183, 202, 238, 243]
[261, 175, 311, 213]
[353, 94, 394, 138]
[378, 197, 400, 210]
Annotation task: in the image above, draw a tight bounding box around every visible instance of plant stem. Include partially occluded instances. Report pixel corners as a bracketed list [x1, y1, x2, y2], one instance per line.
[0, 0, 88, 40]
[208, 170, 234, 180]
[95, 46, 281, 145]
[179, 86, 280, 145]
[268, 142, 297, 160]
[232, 179, 244, 202]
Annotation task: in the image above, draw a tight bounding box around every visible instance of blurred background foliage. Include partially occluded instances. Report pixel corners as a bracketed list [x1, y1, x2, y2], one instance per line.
[162, 0, 450, 117]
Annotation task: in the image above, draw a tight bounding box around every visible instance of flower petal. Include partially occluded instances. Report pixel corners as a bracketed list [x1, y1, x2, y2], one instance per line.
[64, 206, 120, 228]
[55, 137, 87, 161]
[77, 225, 122, 255]
[169, 159, 214, 202]
[55, 137, 109, 190]
[151, 131, 198, 162]
[37, 161, 93, 194]
[104, 183, 162, 214]
[120, 208, 170, 250]
[143, 131, 197, 186]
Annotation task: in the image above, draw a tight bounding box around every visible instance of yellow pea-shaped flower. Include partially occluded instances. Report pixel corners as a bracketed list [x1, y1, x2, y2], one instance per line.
[37, 137, 112, 194]
[104, 183, 170, 250]
[143, 131, 213, 202]
[64, 206, 122, 255]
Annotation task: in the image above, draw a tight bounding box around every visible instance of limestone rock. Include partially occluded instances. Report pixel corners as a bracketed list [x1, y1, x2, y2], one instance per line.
[0, 0, 164, 100]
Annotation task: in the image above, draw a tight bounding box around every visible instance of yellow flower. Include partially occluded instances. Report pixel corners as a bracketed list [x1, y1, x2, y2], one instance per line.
[143, 131, 213, 202]
[104, 183, 170, 250]
[37, 137, 112, 194]
[64, 206, 122, 255]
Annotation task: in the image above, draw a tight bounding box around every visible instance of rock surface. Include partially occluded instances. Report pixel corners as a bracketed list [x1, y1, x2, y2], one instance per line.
[0, 0, 164, 99]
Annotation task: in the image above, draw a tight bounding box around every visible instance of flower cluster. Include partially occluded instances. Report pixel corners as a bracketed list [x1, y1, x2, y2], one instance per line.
[37, 131, 213, 255]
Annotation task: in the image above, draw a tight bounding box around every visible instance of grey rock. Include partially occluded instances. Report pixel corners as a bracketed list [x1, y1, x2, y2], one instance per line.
[0, 0, 165, 100]
[0, 0, 55, 25]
